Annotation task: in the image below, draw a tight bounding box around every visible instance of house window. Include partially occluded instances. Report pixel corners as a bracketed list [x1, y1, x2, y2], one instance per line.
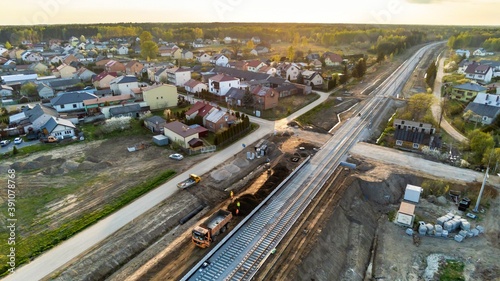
[413, 143, 419, 149]
[61, 104, 65, 109]
[73, 104, 77, 108]
[401, 121, 405, 124]
[419, 123, 423, 127]
[396, 140, 403, 146]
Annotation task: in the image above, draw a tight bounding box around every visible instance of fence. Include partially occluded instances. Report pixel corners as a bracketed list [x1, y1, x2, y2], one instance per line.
[187, 145, 216, 155]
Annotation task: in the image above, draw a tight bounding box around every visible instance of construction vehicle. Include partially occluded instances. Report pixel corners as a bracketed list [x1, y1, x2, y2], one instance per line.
[177, 174, 201, 189]
[192, 209, 232, 248]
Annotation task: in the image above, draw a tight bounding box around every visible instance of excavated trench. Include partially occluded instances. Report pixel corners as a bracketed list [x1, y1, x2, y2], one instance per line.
[288, 172, 423, 281]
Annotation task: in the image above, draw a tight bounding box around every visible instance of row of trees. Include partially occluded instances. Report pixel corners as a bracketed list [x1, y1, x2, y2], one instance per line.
[447, 30, 500, 50]
[213, 114, 251, 146]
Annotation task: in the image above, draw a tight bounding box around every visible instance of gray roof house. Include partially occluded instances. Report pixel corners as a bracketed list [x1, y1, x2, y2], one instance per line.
[50, 92, 97, 113]
[41, 117, 76, 139]
[109, 104, 141, 118]
[37, 83, 55, 99]
[225, 87, 246, 107]
[464, 93, 500, 125]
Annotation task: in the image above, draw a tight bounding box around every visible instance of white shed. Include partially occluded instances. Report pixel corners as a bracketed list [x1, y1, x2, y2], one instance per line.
[404, 184, 423, 203]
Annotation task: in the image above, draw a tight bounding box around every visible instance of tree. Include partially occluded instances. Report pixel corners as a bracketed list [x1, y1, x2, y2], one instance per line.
[287, 46, 295, 61]
[425, 60, 437, 88]
[139, 31, 153, 43]
[339, 64, 349, 84]
[242, 89, 254, 108]
[406, 93, 435, 121]
[80, 35, 86, 43]
[5, 41, 12, 49]
[246, 40, 255, 50]
[141, 41, 158, 61]
[21, 82, 38, 97]
[468, 129, 494, 164]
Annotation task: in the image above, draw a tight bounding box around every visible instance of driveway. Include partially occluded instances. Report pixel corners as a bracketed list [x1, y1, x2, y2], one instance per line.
[431, 55, 468, 143]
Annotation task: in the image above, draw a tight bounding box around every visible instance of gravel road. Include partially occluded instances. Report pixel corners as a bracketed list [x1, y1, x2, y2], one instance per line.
[350, 142, 500, 187]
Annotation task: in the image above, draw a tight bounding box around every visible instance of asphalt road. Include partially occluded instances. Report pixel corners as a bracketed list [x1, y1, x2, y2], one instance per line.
[0, 140, 39, 154]
[3, 92, 330, 281]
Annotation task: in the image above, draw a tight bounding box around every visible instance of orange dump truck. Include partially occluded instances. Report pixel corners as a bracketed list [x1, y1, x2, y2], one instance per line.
[192, 209, 232, 248]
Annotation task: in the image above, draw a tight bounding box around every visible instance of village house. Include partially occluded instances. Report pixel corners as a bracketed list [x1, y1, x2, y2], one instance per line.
[205, 108, 238, 133]
[393, 119, 438, 150]
[184, 79, 208, 95]
[83, 94, 135, 116]
[53, 64, 77, 79]
[105, 60, 126, 73]
[251, 85, 279, 111]
[185, 101, 215, 125]
[181, 50, 194, 60]
[144, 116, 167, 133]
[301, 70, 324, 87]
[110, 75, 139, 95]
[37, 83, 55, 99]
[166, 67, 192, 86]
[464, 62, 493, 84]
[92, 71, 117, 89]
[463, 93, 500, 125]
[210, 54, 229, 67]
[225, 87, 246, 107]
[197, 52, 211, 64]
[0, 85, 14, 98]
[50, 91, 98, 113]
[73, 67, 96, 82]
[117, 46, 129, 55]
[455, 49, 470, 59]
[163, 120, 200, 149]
[41, 117, 76, 139]
[277, 63, 300, 81]
[450, 82, 487, 102]
[142, 84, 178, 110]
[209, 74, 240, 97]
[322, 52, 343, 67]
[125, 60, 144, 76]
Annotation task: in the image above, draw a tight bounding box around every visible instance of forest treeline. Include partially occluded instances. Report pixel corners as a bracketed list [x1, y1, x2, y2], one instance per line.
[447, 30, 500, 51]
[1, 22, 499, 54]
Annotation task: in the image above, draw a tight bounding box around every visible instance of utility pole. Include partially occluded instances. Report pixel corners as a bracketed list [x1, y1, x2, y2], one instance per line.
[473, 167, 488, 213]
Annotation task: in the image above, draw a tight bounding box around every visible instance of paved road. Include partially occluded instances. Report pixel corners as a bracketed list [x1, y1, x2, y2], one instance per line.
[431, 54, 468, 143]
[4, 91, 330, 281]
[0, 140, 39, 154]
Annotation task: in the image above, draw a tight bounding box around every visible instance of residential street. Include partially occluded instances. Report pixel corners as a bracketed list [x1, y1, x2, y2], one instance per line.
[431, 55, 469, 143]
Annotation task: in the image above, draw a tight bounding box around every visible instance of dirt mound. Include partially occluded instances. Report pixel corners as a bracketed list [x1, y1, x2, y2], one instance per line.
[11, 157, 66, 172]
[228, 164, 290, 216]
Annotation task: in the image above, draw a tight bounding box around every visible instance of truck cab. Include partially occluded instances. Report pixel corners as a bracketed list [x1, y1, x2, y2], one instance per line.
[192, 226, 211, 248]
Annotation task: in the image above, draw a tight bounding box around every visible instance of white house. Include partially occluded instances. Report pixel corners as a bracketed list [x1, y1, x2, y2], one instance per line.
[166, 67, 192, 86]
[184, 79, 208, 94]
[278, 63, 301, 81]
[464, 93, 500, 125]
[210, 54, 229, 66]
[110, 75, 139, 95]
[37, 83, 55, 99]
[301, 70, 324, 87]
[42, 117, 76, 139]
[455, 49, 470, 59]
[464, 63, 493, 84]
[50, 91, 97, 113]
[181, 50, 194, 60]
[197, 53, 211, 63]
[208, 74, 240, 96]
[0, 85, 14, 98]
[117, 46, 129, 55]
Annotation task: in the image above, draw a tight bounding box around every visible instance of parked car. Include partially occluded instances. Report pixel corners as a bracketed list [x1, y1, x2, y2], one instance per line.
[466, 213, 477, 219]
[14, 137, 23, 144]
[1, 140, 10, 147]
[169, 153, 184, 161]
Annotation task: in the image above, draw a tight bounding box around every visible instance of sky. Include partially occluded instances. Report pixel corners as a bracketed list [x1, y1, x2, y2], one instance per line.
[3, 0, 500, 26]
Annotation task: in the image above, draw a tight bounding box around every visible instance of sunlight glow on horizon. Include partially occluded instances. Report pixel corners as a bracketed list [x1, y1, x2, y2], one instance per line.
[3, 0, 499, 27]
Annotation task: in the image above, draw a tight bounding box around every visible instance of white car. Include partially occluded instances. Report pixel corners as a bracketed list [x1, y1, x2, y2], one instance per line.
[169, 153, 184, 161]
[14, 137, 23, 144]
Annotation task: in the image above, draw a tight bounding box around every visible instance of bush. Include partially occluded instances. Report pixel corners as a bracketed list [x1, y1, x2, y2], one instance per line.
[102, 116, 132, 133]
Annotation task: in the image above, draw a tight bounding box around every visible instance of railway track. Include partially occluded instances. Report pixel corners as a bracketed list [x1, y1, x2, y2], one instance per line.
[182, 42, 442, 281]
